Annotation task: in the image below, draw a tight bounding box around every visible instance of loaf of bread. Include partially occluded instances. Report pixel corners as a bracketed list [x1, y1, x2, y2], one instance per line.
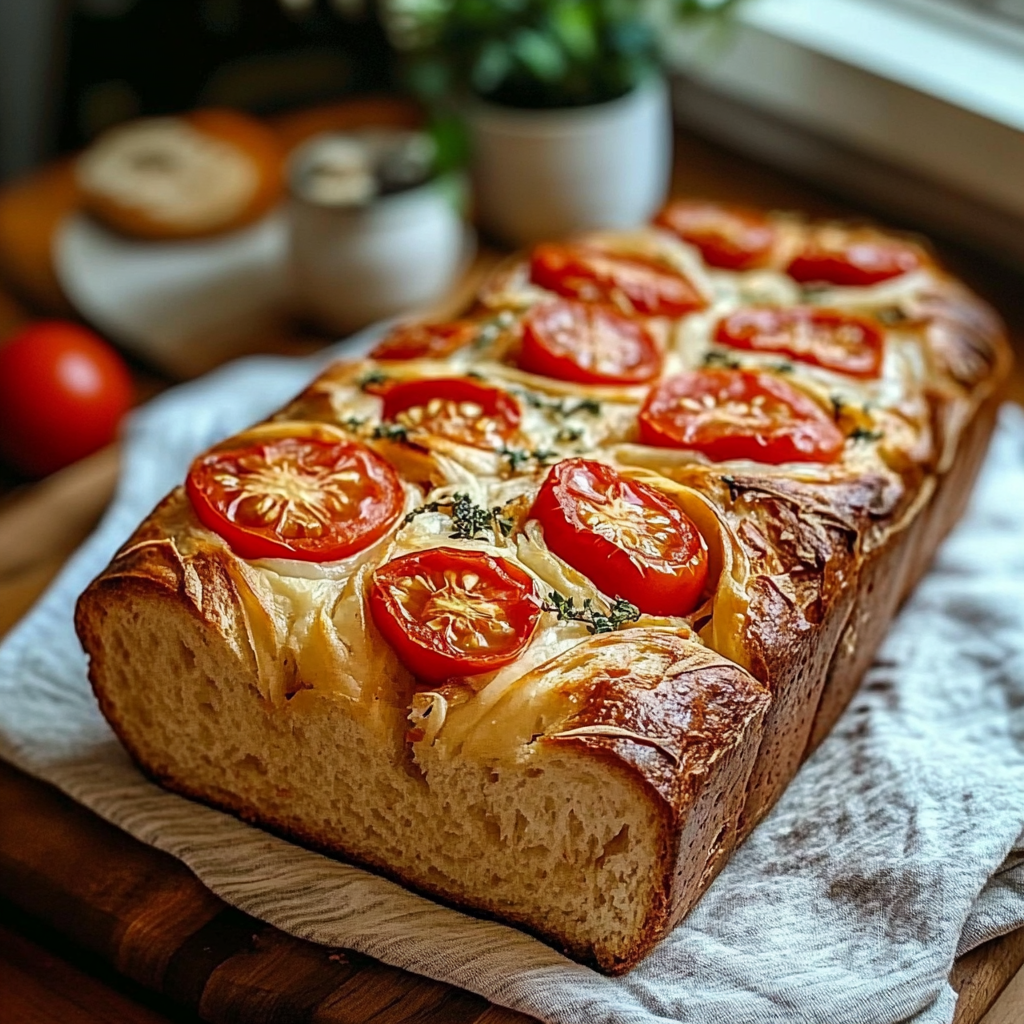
[76, 203, 1010, 973]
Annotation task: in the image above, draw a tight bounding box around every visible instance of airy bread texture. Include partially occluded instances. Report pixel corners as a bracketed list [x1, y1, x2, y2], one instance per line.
[79, 554, 768, 971]
[77, 215, 1011, 972]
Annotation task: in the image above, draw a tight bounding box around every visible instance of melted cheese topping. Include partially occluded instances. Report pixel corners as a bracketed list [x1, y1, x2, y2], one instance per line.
[151, 220, 995, 766]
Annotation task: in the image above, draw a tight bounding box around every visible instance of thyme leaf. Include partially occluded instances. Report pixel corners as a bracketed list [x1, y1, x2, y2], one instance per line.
[515, 391, 602, 417]
[875, 305, 909, 326]
[848, 426, 884, 443]
[500, 446, 558, 471]
[545, 590, 641, 635]
[373, 421, 409, 442]
[358, 370, 389, 391]
[402, 492, 514, 540]
[702, 349, 741, 369]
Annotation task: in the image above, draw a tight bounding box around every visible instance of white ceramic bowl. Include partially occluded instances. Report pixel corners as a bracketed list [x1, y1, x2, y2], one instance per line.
[466, 75, 672, 246]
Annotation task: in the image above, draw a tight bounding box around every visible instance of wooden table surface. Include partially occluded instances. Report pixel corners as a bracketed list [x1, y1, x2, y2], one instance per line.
[1, 122, 1024, 1024]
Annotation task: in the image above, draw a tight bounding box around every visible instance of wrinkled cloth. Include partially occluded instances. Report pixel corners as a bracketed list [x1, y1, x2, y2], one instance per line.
[2, 337, 1023, 1024]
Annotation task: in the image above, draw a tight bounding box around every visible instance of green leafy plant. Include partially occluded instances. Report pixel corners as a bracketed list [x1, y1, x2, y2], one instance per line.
[545, 589, 642, 634]
[382, 0, 744, 110]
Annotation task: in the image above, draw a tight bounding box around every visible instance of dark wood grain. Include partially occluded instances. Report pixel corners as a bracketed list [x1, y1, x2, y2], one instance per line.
[953, 930, 1024, 1024]
[0, 760, 538, 1024]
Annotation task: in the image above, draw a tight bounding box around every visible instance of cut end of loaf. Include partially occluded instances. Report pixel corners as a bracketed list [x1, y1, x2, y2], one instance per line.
[77, 575, 717, 971]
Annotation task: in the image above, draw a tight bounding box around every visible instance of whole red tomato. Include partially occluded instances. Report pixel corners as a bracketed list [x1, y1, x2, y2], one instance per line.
[0, 321, 133, 477]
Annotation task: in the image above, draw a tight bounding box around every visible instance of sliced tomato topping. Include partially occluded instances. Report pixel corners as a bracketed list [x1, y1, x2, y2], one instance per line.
[654, 200, 776, 271]
[369, 547, 540, 683]
[380, 377, 520, 450]
[369, 320, 479, 361]
[787, 235, 921, 286]
[532, 458, 708, 617]
[186, 435, 403, 561]
[714, 306, 884, 379]
[639, 369, 844, 464]
[519, 300, 661, 385]
[529, 242, 706, 317]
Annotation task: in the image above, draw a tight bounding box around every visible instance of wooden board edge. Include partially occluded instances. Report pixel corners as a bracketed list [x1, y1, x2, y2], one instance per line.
[0, 760, 539, 1024]
[952, 929, 1024, 1024]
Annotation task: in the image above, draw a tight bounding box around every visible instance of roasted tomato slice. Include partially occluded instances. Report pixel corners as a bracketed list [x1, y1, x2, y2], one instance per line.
[654, 200, 776, 271]
[639, 369, 844, 464]
[369, 547, 540, 683]
[529, 242, 706, 317]
[369, 320, 479, 361]
[532, 458, 708, 617]
[186, 435, 403, 561]
[519, 300, 661, 385]
[787, 234, 921, 286]
[380, 377, 521, 450]
[714, 306, 884, 379]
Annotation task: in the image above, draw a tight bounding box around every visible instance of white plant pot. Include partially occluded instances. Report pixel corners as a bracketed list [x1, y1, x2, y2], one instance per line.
[466, 75, 672, 247]
[289, 174, 469, 335]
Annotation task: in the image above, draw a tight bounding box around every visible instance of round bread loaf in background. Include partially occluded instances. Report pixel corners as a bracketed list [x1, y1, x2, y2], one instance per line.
[77, 109, 283, 240]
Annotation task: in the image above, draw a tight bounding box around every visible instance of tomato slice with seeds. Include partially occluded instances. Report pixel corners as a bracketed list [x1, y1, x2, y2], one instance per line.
[639, 369, 844, 464]
[380, 377, 520, 451]
[186, 435, 403, 561]
[519, 300, 661, 385]
[369, 547, 540, 683]
[787, 235, 921, 287]
[714, 306, 884, 379]
[654, 200, 776, 271]
[529, 242, 706, 317]
[532, 458, 708, 617]
[369, 320, 479, 361]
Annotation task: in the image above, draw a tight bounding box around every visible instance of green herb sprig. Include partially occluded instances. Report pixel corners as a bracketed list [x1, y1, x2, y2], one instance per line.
[875, 306, 909, 326]
[555, 424, 584, 443]
[358, 370, 389, 391]
[515, 391, 601, 417]
[545, 590, 641, 635]
[848, 427, 884, 444]
[403, 492, 514, 540]
[373, 421, 409, 442]
[500, 446, 558, 471]
[702, 350, 741, 369]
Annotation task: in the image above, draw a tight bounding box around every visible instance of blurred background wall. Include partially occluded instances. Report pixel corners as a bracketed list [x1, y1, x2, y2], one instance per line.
[3, 0, 1024, 263]
[0, 0, 395, 181]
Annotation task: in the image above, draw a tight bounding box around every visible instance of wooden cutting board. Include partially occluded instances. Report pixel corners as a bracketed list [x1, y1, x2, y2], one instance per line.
[0, 749, 1021, 1024]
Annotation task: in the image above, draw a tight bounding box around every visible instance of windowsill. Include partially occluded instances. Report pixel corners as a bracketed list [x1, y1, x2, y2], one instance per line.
[668, 0, 1024, 263]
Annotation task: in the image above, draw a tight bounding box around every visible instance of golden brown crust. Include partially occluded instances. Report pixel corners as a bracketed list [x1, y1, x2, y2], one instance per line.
[77, 564, 768, 973]
[75, 210, 1013, 972]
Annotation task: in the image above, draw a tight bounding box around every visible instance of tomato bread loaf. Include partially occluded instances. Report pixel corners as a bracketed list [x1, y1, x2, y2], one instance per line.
[76, 204, 1010, 972]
